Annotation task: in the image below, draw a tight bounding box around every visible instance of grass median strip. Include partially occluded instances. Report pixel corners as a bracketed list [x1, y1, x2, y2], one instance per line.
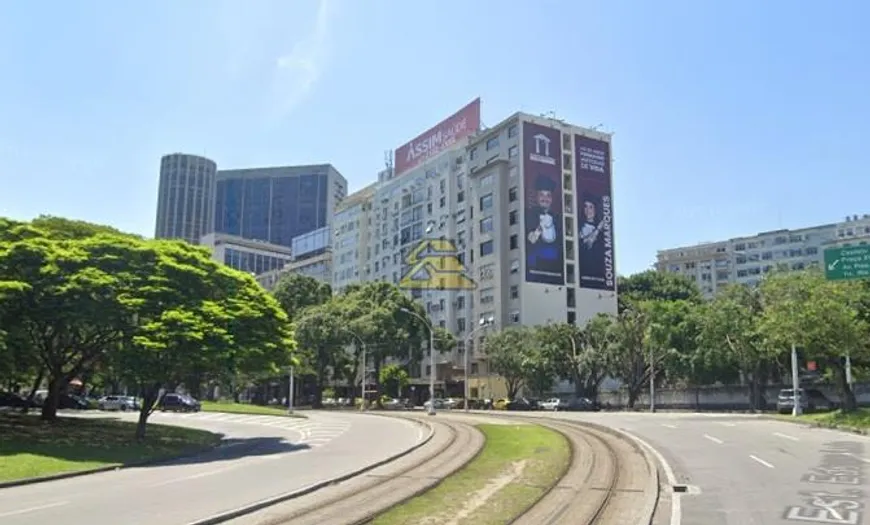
[779, 408, 870, 431]
[0, 413, 222, 483]
[372, 423, 570, 525]
[201, 401, 306, 417]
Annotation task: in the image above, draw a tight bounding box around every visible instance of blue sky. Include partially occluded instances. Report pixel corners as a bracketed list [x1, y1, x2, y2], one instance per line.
[1, 0, 868, 275]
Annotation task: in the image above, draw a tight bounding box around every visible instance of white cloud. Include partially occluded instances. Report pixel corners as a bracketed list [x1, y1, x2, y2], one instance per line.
[271, 0, 333, 116]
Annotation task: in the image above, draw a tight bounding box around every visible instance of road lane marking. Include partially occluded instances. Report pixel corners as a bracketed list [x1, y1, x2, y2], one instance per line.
[0, 501, 68, 518]
[773, 432, 799, 442]
[847, 453, 870, 464]
[749, 455, 775, 469]
[614, 427, 681, 525]
[703, 434, 724, 444]
[719, 422, 737, 427]
[661, 424, 678, 429]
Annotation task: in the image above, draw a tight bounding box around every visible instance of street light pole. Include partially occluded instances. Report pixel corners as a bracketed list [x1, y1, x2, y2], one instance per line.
[791, 343, 802, 416]
[360, 342, 367, 412]
[400, 307, 436, 416]
[288, 366, 295, 415]
[464, 317, 494, 412]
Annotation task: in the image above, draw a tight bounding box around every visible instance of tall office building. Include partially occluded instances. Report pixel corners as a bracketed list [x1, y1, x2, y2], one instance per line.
[154, 153, 217, 244]
[331, 99, 618, 399]
[656, 214, 870, 297]
[213, 164, 347, 249]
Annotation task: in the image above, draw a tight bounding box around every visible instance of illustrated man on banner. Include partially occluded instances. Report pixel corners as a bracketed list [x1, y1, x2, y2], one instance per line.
[526, 175, 562, 275]
[580, 192, 606, 278]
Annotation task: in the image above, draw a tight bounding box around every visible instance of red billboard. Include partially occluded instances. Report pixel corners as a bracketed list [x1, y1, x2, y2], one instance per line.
[394, 98, 481, 177]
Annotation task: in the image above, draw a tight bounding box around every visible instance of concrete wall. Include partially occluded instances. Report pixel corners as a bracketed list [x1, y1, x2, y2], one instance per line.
[589, 382, 870, 410]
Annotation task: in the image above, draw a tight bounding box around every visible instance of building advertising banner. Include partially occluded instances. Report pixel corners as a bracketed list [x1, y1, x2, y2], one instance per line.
[394, 98, 481, 177]
[523, 122, 564, 285]
[574, 135, 615, 291]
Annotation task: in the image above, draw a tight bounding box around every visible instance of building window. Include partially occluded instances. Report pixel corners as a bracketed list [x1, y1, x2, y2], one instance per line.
[510, 285, 519, 299]
[567, 288, 576, 308]
[480, 217, 494, 234]
[486, 137, 499, 150]
[510, 259, 520, 274]
[480, 193, 493, 212]
[470, 148, 478, 160]
[508, 145, 518, 158]
[480, 240, 494, 257]
[509, 310, 520, 324]
[508, 124, 518, 138]
[457, 191, 465, 203]
[508, 187, 518, 202]
[509, 234, 518, 250]
[567, 311, 576, 325]
[509, 210, 518, 226]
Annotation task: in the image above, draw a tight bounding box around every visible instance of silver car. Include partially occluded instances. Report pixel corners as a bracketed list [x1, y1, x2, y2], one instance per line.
[98, 395, 140, 411]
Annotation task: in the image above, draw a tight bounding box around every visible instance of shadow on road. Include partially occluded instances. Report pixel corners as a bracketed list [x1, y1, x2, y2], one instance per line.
[0, 413, 310, 483]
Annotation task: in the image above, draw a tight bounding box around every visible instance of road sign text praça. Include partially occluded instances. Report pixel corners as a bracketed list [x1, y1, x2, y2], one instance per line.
[824, 246, 870, 282]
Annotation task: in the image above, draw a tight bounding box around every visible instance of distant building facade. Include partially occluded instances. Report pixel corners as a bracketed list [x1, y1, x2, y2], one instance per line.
[154, 153, 217, 244]
[656, 213, 870, 298]
[200, 232, 293, 276]
[213, 164, 347, 249]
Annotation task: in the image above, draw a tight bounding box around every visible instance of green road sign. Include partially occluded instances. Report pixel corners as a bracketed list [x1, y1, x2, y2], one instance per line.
[824, 246, 870, 281]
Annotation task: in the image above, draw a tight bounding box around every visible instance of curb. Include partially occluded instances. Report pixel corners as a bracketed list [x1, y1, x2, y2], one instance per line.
[763, 414, 870, 435]
[187, 414, 437, 525]
[0, 442, 222, 490]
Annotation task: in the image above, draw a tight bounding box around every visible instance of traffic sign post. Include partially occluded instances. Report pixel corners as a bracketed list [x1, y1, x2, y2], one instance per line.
[824, 246, 870, 281]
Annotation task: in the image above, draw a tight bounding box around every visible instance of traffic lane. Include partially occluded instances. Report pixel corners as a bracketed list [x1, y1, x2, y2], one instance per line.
[541, 412, 870, 525]
[0, 414, 305, 523]
[0, 413, 424, 525]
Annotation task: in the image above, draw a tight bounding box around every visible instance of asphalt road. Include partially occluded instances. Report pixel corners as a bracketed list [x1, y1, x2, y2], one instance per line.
[483, 410, 870, 525]
[0, 410, 426, 525]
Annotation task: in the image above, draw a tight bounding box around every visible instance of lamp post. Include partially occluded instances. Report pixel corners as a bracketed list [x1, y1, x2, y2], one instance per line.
[288, 366, 295, 415]
[400, 307, 436, 416]
[465, 316, 494, 412]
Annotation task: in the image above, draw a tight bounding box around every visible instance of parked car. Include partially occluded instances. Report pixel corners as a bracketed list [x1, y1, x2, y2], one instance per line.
[0, 391, 38, 408]
[539, 398, 562, 411]
[776, 388, 834, 414]
[506, 398, 539, 411]
[58, 393, 89, 410]
[158, 393, 201, 412]
[98, 395, 140, 411]
[558, 397, 601, 412]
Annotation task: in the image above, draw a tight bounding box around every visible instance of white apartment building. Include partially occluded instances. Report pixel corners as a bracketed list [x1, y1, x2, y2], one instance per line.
[200, 232, 294, 275]
[656, 213, 870, 297]
[332, 103, 618, 400]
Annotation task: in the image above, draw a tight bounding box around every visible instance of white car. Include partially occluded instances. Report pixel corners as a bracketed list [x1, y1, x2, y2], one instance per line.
[98, 395, 140, 411]
[539, 398, 562, 411]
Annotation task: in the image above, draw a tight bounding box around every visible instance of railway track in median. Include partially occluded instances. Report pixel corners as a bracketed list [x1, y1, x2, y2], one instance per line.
[215, 416, 484, 525]
[510, 417, 660, 525]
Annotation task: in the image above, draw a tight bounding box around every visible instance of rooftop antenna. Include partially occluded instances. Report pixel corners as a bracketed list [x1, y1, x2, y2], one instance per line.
[591, 123, 604, 131]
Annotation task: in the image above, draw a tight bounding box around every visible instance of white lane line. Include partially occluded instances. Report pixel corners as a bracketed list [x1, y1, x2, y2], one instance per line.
[749, 455, 775, 469]
[615, 427, 681, 525]
[847, 453, 870, 464]
[703, 434, 724, 445]
[661, 423, 678, 429]
[0, 501, 68, 518]
[719, 422, 737, 427]
[773, 432, 800, 442]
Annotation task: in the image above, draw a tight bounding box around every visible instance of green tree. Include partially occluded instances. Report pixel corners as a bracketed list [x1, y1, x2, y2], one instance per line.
[341, 282, 426, 402]
[272, 273, 332, 322]
[0, 233, 146, 420]
[294, 298, 353, 407]
[760, 270, 869, 412]
[536, 319, 612, 400]
[379, 364, 410, 398]
[484, 327, 538, 399]
[697, 284, 769, 410]
[618, 270, 702, 312]
[120, 240, 295, 439]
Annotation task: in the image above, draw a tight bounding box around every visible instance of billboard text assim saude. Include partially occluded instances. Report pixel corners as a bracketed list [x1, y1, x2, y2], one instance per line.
[393, 98, 481, 177]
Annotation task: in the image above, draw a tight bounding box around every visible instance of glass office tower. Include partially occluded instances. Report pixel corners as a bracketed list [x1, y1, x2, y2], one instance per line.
[154, 153, 217, 244]
[214, 164, 347, 249]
